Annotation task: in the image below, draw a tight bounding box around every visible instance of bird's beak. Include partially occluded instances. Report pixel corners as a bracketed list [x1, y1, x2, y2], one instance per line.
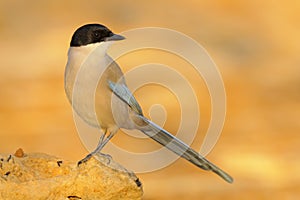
[105, 34, 126, 41]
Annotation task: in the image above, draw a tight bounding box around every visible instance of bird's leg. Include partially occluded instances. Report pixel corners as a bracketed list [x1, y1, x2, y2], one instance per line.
[98, 130, 107, 145]
[95, 132, 116, 163]
[98, 132, 115, 150]
[77, 129, 115, 166]
[77, 129, 107, 166]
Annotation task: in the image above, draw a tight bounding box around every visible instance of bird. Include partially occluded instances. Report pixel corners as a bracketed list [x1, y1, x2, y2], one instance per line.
[64, 23, 233, 183]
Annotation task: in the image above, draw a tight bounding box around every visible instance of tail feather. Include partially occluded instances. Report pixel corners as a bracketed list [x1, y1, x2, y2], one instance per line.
[139, 116, 233, 183]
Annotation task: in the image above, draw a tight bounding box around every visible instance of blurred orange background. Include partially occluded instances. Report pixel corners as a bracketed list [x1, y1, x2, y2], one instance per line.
[0, 0, 299, 199]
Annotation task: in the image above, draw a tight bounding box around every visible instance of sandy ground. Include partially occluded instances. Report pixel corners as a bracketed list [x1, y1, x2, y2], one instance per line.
[0, 1, 299, 199]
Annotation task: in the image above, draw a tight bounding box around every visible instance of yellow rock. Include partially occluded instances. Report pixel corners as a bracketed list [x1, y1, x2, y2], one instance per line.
[0, 149, 143, 200]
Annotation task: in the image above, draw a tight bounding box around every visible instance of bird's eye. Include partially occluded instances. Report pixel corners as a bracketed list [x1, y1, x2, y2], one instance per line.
[93, 32, 100, 38]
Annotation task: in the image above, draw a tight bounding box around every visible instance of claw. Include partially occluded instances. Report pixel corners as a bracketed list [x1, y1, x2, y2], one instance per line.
[98, 152, 112, 164]
[77, 154, 93, 166]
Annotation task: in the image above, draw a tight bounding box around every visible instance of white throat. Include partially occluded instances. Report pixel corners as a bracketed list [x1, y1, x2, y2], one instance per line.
[64, 41, 114, 97]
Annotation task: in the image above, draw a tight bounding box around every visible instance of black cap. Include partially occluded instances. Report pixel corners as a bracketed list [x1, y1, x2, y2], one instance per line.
[70, 24, 125, 47]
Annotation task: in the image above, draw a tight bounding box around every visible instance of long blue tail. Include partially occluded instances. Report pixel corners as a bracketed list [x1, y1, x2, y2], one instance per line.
[139, 116, 233, 183]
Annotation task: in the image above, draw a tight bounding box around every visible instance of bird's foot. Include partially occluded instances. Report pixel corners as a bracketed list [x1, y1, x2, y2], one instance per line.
[77, 152, 112, 166]
[97, 152, 112, 165]
[99, 152, 112, 159]
[77, 153, 93, 166]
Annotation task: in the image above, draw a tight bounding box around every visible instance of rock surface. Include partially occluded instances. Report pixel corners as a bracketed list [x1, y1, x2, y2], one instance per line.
[0, 148, 143, 200]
